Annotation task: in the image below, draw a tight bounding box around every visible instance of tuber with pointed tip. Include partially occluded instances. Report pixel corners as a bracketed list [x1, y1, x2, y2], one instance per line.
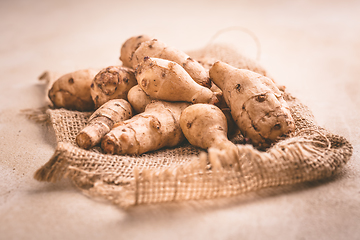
[76, 99, 133, 149]
[101, 101, 190, 155]
[131, 38, 211, 87]
[90, 66, 137, 109]
[209, 61, 295, 148]
[180, 104, 239, 166]
[48, 69, 99, 111]
[135, 57, 218, 104]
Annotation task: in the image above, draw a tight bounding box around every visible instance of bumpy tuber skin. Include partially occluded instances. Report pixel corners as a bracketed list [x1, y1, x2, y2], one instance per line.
[209, 61, 295, 148]
[120, 35, 152, 68]
[180, 104, 239, 166]
[127, 85, 153, 113]
[135, 57, 218, 104]
[90, 66, 137, 109]
[132, 39, 211, 87]
[76, 99, 133, 149]
[101, 101, 190, 155]
[48, 69, 99, 111]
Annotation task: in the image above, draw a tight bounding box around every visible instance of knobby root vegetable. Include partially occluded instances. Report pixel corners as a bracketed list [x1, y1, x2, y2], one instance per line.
[135, 57, 218, 104]
[209, 61, 295, 148]
[90, 66, 137, 109]
[48, 69, 99, 111]
[131, 38, 211, 87]
[120, 35, 152, 68]
[101, 101, 190, 155]
[180, 104, 240, 167]
[127, 85, 153, 113]
[76, 99, 133, 149]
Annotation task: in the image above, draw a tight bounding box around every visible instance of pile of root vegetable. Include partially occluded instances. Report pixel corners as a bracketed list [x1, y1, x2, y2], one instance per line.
[32, 34, 354, 208]
[47, 34, 296, 168]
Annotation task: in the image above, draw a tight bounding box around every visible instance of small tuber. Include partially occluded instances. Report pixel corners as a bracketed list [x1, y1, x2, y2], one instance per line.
[120, 35, 152, 68]
[48, 69, 99, 111]
[76, 99, 133, 149]
[90, 66, 137, 109]
[135, 57, 218, 104]
[180, 104, 239, 166]
[127, 85, 153, 113]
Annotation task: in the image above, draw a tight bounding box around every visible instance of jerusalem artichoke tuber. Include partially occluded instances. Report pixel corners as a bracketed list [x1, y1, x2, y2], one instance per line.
[101, 101, 190, 155]
[90, 66, 137, 109]
[76, 99, 133, 149]
[135, 57, 218, 104]
[131, 38, 211, 87]
[180, 104, 240, 166]
[48, 69, 99, 111]
[127, 85, 153, 113]
[209, 61, 295, 148]
[120, 35, 152, 68]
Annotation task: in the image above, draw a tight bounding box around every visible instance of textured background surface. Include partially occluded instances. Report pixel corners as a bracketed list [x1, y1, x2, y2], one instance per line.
[1, 0, 359, 239]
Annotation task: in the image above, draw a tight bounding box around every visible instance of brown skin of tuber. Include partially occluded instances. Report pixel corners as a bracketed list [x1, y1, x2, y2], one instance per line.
[101, 101, 189, 155]
[76, 99, 133, 149]
[120, 35, 152, 68]
[209, 61, 295, 148]
[127, 85, 153, 113]
[180, 104, 240, 167]
[131, 39, 211, 88]
[90, 66, 137, 109]
[135, 57, 218, 104]
[48, 69, 99, 111]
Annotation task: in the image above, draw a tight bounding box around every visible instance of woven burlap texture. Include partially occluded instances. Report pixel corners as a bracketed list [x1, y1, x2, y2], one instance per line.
[34, 44, 353, 208]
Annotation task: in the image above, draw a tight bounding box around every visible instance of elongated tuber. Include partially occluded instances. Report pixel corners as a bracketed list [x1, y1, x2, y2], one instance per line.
[209, 61, 295, 148]
[180, 104, 239, 166]
[120, 35, 152, 68]
[131, 38, 211, 87]
[101, 101, 190, 155]
[76, 99, 133, 149]
[127, 85, 153, 113]
[48, 69, 99, 111]
[135, 57, 218, 104]
[90, 66, 137, 109]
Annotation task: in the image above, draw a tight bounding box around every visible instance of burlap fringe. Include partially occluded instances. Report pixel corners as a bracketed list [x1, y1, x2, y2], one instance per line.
[21, 107, 50, 123]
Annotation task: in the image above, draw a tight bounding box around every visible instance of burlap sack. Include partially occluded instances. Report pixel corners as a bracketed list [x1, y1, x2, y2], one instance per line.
[33, 44, 353, 208]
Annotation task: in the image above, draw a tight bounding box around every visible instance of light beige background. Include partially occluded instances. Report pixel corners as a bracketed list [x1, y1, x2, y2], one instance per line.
[1, 0, 359, 239]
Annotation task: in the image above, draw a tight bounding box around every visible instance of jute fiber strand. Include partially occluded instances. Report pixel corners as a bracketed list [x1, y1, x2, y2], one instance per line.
[34, 44, 353, 208]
